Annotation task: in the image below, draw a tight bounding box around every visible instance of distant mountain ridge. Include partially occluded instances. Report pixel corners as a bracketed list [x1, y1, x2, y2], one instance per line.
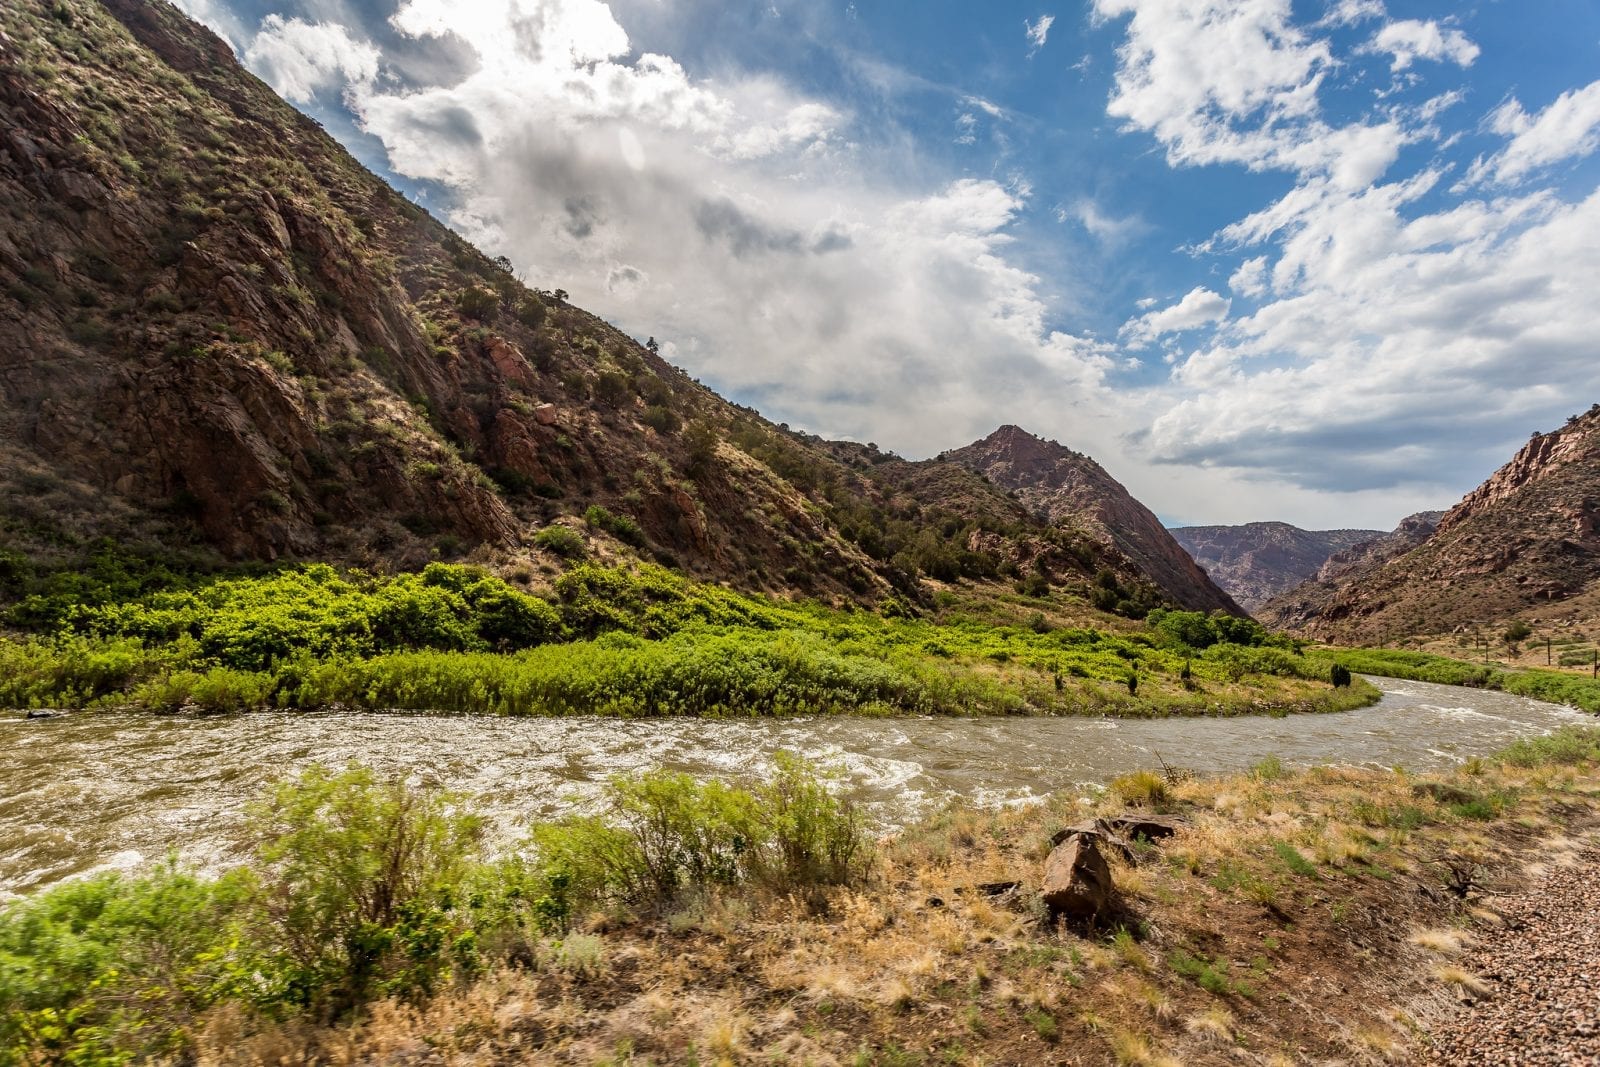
[1258, 405, 1600, 640]
[942, 426, 1242, 615]
[1168, 522, 1384, 612]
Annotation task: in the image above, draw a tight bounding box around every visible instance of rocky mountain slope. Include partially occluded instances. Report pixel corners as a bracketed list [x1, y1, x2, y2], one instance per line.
[1259, 407, 1600, 640]
[1168, 522, 1383, 611]
[0, 0, 1220, 617]
[941, 426, 1242, 615]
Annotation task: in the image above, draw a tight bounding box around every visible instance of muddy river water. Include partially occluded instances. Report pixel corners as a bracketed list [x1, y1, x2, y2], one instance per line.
[2, 676, 1589, 896]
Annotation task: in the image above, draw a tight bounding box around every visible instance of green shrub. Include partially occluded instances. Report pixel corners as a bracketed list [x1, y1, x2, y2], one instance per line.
[247, 765, 486, 1011]
[1496, 726, 1600, 767]
[529, 754, 866, 914]
[534, 524, 586, 559]
[0, 863, 254, 1066]
[583, 505, 646, 547]
[456, 286, 498, 320]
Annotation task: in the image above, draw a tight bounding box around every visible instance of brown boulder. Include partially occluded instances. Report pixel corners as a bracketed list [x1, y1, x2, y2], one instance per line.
[1041, 833, 1114, 920]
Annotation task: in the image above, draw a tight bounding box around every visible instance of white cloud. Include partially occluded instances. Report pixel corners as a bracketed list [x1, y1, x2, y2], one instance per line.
[1120, 286, 1230, 347]
[1367, 19, 1479, 72]
[1070, 199, 1147, 245]
[243, 15, 380, 104]
[323, 0, 1123, 461]
[1026, 14, 1056, 57]
[1089, 0, 1413, 192]
[1144, 176, 1596, 494]
[1322, 0, 1384, 26]
[1228, 255, 1269, 297]
[1464, 80, 1600, 187]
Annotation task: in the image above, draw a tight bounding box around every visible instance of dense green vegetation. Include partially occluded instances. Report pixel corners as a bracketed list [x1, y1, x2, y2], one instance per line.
[0, 558, 1372, 717]
[1307, 647, 1600, 713]
[0, 759, 868, 1065]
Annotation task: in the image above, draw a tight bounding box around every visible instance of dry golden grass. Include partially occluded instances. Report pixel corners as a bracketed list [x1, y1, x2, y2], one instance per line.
[1433, 965, 1494, 997]
[1409, 927, 1472, 955]
[162, 749, 1600, 1066]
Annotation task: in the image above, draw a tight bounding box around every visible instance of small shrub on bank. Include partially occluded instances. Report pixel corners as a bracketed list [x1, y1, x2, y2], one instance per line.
[1110, 770, 1169, 808]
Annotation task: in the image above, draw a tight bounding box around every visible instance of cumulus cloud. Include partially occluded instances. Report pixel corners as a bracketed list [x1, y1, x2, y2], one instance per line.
[312, 0, 1121, 457]
[243, 15, 380, 103]
[1228, 255, 1269, 297]
[1120, 286, 1230, 348]
[1026, 14, 1055, 57]
[1367, 19, 1479, 72]
[1089, 0, 1414, 193]
[1464, 80, 1600, 187]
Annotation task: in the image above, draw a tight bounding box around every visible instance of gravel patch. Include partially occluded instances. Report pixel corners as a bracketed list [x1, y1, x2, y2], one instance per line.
[1421, 848, 1600, 1065]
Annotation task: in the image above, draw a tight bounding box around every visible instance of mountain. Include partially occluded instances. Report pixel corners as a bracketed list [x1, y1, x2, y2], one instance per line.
[0, 0, 1213, 619]
[1168, 522, 1384, 612]
[1259, 406, 1600, 640]
[941, 426, 1243, 615]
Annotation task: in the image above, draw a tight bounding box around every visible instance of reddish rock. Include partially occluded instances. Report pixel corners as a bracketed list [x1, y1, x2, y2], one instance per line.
[1041, 833, 1114, 920]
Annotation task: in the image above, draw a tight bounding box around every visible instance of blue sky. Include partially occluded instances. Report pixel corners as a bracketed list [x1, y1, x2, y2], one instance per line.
[174, 0, 1600, 529]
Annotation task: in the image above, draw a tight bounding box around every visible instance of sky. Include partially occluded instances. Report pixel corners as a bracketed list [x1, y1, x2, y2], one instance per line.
[171, 0, 1600, 530]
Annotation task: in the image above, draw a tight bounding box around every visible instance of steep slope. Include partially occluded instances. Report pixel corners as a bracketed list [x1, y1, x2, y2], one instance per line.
[0, 0, 1209, 618]
[1257, 512, 1444, 632]
[941, 426, 1243, 615]
[1260, 406, 1600, 641]
[1168, 522, 1383, 611]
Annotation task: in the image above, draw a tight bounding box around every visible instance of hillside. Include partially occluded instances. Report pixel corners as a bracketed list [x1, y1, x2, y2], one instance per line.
[1169, 522, 1383, 612]
[1259, 407, 1600, 641]
[942, 426, 1242, 614]
[0, 0, 1203, 618]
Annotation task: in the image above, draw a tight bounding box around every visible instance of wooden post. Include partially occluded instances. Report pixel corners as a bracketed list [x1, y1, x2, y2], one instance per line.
[1547, 636, 1552, 666]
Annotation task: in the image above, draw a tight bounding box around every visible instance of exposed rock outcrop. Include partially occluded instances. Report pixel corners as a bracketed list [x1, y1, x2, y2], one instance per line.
[943, 427, 1244, 614]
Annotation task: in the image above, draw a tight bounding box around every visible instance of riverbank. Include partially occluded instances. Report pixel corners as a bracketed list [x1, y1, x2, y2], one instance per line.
[5, 723, 1598, 1064]
[1305, 646, 1600, 713]
[0, 560, 1372, 720]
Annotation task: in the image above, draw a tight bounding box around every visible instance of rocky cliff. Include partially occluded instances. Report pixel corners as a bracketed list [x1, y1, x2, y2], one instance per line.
[941, 426, 1243, 615]
[1168, 522, 1383, 612]
[1258, 406, 1600, 640]
[0, 0, 1218, 617]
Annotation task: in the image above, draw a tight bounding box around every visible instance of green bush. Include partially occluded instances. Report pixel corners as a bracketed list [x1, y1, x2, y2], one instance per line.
[584, 505, 646, 547]
[531, 753, 866, 913]
[1495, 726, 1600, 767]
[533, 524, 586, 559]
[246, 765, 486, 1011]
[0, 863, 254, 1066]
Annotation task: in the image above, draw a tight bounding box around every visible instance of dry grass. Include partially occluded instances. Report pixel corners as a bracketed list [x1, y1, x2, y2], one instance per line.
[1433, 965, 1494, 998]
[1409, 927, 1472, 955]
[161, 750, 1600, 1065]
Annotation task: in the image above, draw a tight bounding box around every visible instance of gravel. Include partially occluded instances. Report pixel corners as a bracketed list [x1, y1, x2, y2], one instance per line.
[1421, 849, 1600, 1065]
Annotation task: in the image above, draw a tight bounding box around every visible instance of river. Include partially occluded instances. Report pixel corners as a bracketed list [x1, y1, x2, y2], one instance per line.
[1, 676, 1589, 897]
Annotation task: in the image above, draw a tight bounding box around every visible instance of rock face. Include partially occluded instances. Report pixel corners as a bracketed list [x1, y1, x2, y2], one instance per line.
[1041, 833, 1114, 920]
[1168, 522, 1383, 612]
[943, 426, 1244, 615]
[1259, 406, 1600, 640]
